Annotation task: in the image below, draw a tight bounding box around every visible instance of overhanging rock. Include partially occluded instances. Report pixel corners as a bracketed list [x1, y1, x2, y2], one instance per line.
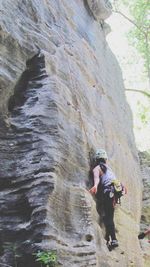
[86, 0, 112, 20]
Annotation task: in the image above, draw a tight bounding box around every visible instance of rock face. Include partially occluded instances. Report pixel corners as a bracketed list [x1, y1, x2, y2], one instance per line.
[0, 1, 144, 266]
[139, 151, 150, 267]
[87, 0, 112, 20]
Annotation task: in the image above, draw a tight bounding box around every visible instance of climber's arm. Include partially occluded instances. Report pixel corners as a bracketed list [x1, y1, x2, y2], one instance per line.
[145, 229, 150, 235]
[89, 165, 101, 194]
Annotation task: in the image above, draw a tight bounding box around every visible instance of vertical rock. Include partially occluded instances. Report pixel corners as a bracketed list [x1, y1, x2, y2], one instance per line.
[139, 151, 150, 266]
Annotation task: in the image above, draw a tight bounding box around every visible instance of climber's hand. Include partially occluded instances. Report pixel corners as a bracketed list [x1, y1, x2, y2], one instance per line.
[138, 232, 146, 239]
[89, 185, 97, 194]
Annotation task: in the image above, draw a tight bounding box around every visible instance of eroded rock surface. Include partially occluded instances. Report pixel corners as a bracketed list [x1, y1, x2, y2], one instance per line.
[0, 1, 144, 266]
[139, 151, 150, 267]
[86, 0, 112, 20]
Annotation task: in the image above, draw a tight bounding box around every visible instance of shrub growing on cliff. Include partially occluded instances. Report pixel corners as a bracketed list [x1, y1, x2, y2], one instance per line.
[34, 250, 58, 267]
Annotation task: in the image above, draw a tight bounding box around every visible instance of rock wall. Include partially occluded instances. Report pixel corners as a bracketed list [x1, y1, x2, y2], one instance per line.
[139, 151, 150, 267]
[0, 1, 144, 266]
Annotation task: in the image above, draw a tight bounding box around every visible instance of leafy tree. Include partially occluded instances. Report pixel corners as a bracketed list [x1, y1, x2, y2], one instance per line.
[137, 101, 150, 125]
[112, 0, 150, 87]
[110, 0, 150, 127]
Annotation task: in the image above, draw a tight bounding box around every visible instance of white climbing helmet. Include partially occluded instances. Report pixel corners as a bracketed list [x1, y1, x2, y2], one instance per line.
[95, 149, 108, 159]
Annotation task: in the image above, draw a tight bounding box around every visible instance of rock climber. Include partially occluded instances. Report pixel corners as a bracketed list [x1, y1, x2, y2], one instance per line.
[89, 148, 119, 249]
[138, 228, 150, 243]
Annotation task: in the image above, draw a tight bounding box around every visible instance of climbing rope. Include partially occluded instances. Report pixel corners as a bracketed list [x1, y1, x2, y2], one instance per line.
[50, 23, 92, 164]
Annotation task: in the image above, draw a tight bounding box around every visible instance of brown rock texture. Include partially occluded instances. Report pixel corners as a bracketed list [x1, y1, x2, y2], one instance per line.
[0, 0, 144, 266]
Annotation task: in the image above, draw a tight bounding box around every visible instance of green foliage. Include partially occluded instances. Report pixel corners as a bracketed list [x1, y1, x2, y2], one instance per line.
[111, 0, 150, 133]
[127, 0, 150, 74]
[34, 250, 58, 267]
[137, 101, 150, 124]
[113, 0, 150, 80]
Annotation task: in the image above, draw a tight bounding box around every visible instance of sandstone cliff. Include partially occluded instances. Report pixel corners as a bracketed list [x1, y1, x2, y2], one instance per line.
[0, 1, 144, 266]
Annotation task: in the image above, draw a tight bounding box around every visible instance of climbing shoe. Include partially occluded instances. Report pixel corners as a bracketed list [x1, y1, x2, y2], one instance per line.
[106, 241, 112, 251]
[111, 239, 119, 248]
[138, 232, 145, 239]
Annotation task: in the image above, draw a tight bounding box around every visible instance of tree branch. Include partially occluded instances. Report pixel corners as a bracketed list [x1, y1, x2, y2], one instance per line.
[113, 9, 145, 35]
[125, 88, 150, 98]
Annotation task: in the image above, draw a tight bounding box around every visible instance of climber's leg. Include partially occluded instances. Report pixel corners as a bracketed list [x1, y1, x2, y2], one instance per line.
[103, 192, 118, 247]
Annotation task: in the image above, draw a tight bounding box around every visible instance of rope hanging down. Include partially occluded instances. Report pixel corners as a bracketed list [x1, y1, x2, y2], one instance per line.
[51, 24, 92, 163]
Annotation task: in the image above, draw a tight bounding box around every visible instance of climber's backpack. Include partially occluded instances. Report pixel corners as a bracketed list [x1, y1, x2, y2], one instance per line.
[111, 179, 126, 204]
[99, 163, 127, 204]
